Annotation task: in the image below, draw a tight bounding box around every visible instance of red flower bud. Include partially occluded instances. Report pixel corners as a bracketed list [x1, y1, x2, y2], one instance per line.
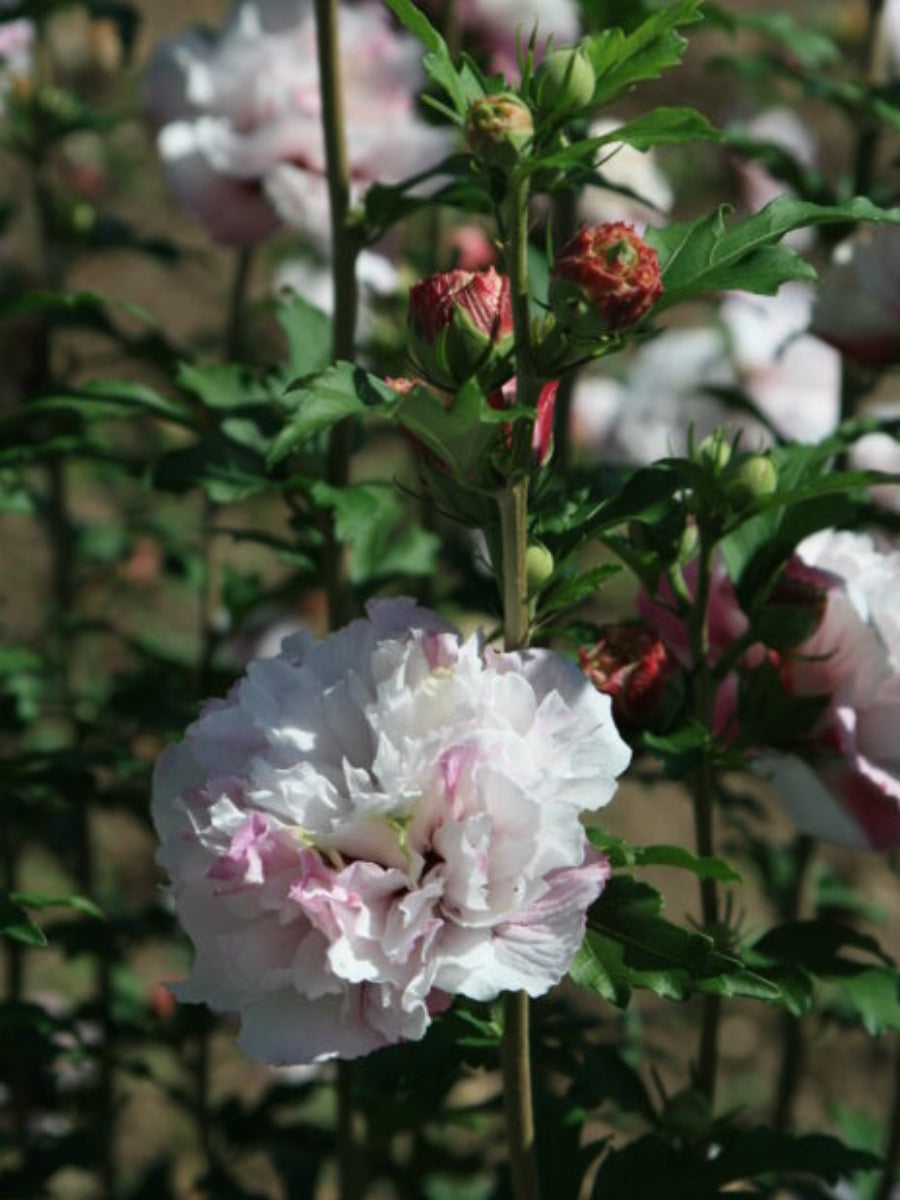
[408, 268, 513, 389]
[532, 381, 557, 466]
[580, 624, 676, 726]
[759, 556, 831, 651]
[552, 222, 663, 332]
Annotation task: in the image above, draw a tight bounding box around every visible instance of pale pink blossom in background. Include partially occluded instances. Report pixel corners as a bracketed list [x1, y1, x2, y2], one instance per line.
[153, 598, 630, 1063]
[732, 108, 817, 251]
[875, 0, 900, 81]
[570, 328, 734, 463]
[0, 5, 33, 103]
[721, 284, 841, 443]
[143, 0, 451, 247]
[769, 531, 900, 851]
[579, 117, 674, 230]
[274, 248, 400, 341]
[849, 401, 900, 511]
[811, 224, 900, 366]
[456, 0, 579, 76]
[570, 284, 839, 462]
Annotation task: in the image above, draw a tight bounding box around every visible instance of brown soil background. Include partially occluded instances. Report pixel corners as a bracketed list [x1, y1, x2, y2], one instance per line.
[3, 1, 899, 1197]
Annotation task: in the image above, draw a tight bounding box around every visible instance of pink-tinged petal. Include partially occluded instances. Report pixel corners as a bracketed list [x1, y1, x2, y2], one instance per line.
[143, 2, 452, 247]
[765, 753, 871, 851]
[812, 225, 900, 367]
[457, 853, 611, 999]
[156, 123, 280, 246]
[238, 989, 386, 1064]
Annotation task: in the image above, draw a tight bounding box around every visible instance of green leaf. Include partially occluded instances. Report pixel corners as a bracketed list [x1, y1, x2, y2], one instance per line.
[0, 893, 47, 947]
[311, 482, 440, 584]
[588, 831, 742, 882]
[177, 361, 284, 411]
[752, 919, 893, 978]
[573, 876, 776, 1007]
[17, 380, 194, 427]
[274, 293, 332, 378]
[12, 891, 105, 920]
[598, 106, 721, 152]
[647, 196, 900, 312]
[708, 1128, 882, 1189]
[154, 436, 272, 503]
[554, 463, 688, 562]
[525, 107, 720, 180]
[832, 967, 900, 1036]
[704, 3, 841, 69]
[584, 0, 706, 109]
[379, 0, 481, 116]
[268, 362, 395, 464]
[718, 449, 881, 606]
[0, 288, 155, 329]
[389, 379, 498, 478]
[591, 1127, 881, 1200]
[641, 720, 711, 775]
[537, 563, 622, 618]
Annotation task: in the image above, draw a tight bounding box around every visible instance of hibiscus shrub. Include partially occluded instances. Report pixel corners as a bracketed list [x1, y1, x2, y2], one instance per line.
[3, 1, 900, 1199]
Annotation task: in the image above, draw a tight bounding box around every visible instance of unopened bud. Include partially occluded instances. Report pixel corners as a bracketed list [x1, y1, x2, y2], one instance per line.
[408, 268, 513, 390]
[526, 543, 555, 595]
[579, 623, 677, 727]
[465, 94, 534, 172]
[551, 222, 663, 334]
[728, 453, 778, 507]
[696, 435, 732, 472]
[535, 47, 596, 116]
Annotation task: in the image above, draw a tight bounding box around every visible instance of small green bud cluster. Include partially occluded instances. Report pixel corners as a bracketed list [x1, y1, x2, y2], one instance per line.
[463, 44, 597, 175]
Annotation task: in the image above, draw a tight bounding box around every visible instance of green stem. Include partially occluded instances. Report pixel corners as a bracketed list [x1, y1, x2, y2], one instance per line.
[772, 835, 816, 1132]
[442, 0, 462, 60]
[193, 1023, 215, 1177]
[498, 478, 530, 651]
[497, 480, 538, 1200]
[337, 1061, 364, 1200]
[3, 827, 29, 1158]
[550, 189, 578, 471]
[505, 173, 538, 413]
[502, 990, 540, 1200]
[876, 1038, 900, 1200]
[196, 248, 255, 695]
[855, 0, 887, 197]
[688, 530, 722, 1107]
[313, 9, 364, 1195]
[225, 247, 254, 364]
[496, 165, 540, 1200]
[314, 0, 359, 631]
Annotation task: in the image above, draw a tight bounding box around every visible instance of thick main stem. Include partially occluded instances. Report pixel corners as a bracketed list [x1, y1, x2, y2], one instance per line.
[313, 6, 363, 1195]
[550, 189, 578, 471]
[497, 476, 539, 1200]
[855, 0, 887, 197]
[497, 169, 541, 1200]
[876, 1038, 900, 1200]
[687, 532, 722, 1107]
[772, 834, 815, 1131]
[314, 0, 359, 632]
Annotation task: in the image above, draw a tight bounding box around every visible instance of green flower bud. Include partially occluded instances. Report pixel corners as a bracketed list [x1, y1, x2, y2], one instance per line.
[695, 434, 732, 472]
[728, 453, 778, 507]
[465, 94, 534, 172]
[526, 543, 555, 596]
[535, 48, 596, 116]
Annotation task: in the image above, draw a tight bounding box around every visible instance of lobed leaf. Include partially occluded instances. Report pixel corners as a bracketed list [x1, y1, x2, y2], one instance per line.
[646, 195, 900, 312]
